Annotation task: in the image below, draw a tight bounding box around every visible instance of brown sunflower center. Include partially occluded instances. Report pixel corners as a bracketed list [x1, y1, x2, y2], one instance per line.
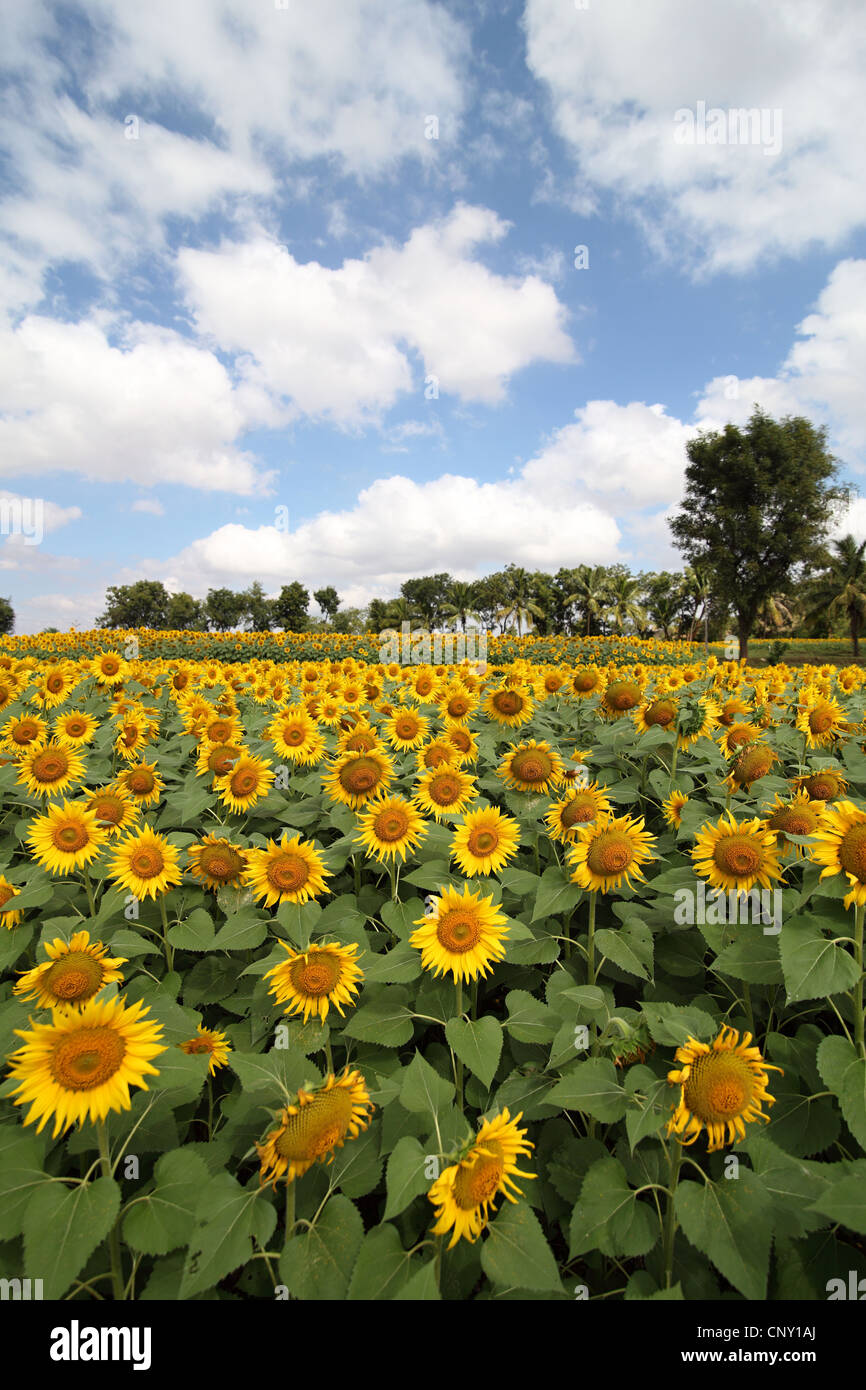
[373, 808, 410, 843]
[466, 826, 499, 856]
[127, 770, 155, 794]
[447, 697, 470, 718]
[436, 909, 482, 954]
[183, 1037, 214, 1054]
[644, 700, 675, 727]
[562, 794, 595, 827]
[30, 749, 69, 783]
[732, 747, 775, 785]
[65, 718, 88, 737]
[0, 885, 15, 910]
[809, 707, 835, 734]
[290, 953, 341, 997]
[208, 721, 232, 743]
[510, 750, 552, 784]
[208, 745, 240, 775]
[12, 722, 40, 744]
[453, 1149, 504, 1209]
[274, 1088, 353, 1161]
[712, 834, 762, 879]
[586, 831, 634, 876]
[231, 769, 259, 796]
[838, 824, 866, 883]
[130, 847, 165, 879]
[267, 854, 310, 893]
[199, 845, 244, 881]
[50, 1027, 126, 1091]
[683, 1052, 754, 1123]
[284, 726, 305, 744]
[605, 681, 640, 711]
[573, 671, 598, 692]
[339, 757, 383, 795]
[769, 808, 817, 838]
[44, 952, 105, 1001]
[122, 725, 139, 746]
[89, 795, 124, 826]
[395, 717, 420, 739]
[803, 774, 840, 800]
[492, 690, 522, 716]
[47, 674, 65, 693]
[428, 774, 462, 805]
[101, 659, 120, 675]
[727, 726, 756, 752]
[449, 730, 471, 753]
[52, 822, 90, 853]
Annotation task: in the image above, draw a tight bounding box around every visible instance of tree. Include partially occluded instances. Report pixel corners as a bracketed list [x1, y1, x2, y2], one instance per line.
[0, 597, 14, 634]
[400, 574, 453, 629]
[205, 588, 246, 632]
[669, 408, 847, 660]
[366, 598, 391, 633]
[242, 581, 273, 631]
[313, 587, 340, 625]
[805, 535, 866, 657]
[497, 564, 544, 637]
[472, 572, 508, 632]
[272, 582, 310, 632]
[166, 591, 205, 630]
[97, 581, 170, 628]
[567, 565, 611, 636]
[442, 580, 477, 632]
[331, 606, 366, 634]
[607, 572, 647, 634]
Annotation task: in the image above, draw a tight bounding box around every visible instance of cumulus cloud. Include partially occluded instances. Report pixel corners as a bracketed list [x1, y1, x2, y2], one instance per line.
[131, 498, 165, 516]
[524, 0, 866, 272]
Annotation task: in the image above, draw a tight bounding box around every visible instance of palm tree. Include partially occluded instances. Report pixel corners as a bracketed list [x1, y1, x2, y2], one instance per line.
[442, 581, 476, 632]
[805, 535, 866, 657]
[606, 574, 646, 634]
[497, 566, 544, 637]
[651, 590, 683, 640]
[567, 565, 611, 636]
[685, 565, 712, 655]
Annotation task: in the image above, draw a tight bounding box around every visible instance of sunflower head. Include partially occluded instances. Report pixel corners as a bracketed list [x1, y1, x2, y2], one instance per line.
[428, 1109, 535, 1248]
[264, 940, 363, 1023]
[666, 1026, 783, 1152]
[568, 811, 657, 894]
[178, 1024, 232, 1076]
[691, 812, 782, 894]
[257, 1069, 374, 1187]
[410, 883, 509, 983]
[13, 930, 126, 1008]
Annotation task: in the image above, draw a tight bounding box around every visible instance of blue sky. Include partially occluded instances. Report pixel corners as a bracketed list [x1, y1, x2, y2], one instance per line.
[2, 0, 866, 632]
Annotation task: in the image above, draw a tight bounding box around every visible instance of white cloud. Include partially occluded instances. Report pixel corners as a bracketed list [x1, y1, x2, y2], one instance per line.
[178, 205, 576, 425]
[524, 0, 866, 272]
[132, 498, 165, 516]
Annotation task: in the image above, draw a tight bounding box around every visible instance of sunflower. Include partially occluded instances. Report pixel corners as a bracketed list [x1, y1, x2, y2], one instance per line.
[483, 686, 535, 728]
[336, 721, 382, 756]
[762, 791, 825, 858]
[600, 679, 643, 719]
[108, 825, 183, 900]
[451, 806, 520, 877]
[35, 662, 77, 709]
[178, 1024, 232, 1076]
[438, 687, 478, 724]
[428, 1109, 535, 1248]
[414, 765, 478, 821]
[443, 724, 478, 765]
[633, 697, 678, 737]
[17, 740, 86, 799]
[383, 707, 430, 751]
[666, 1026, 783, 1152]
[809, 800, 866, 907]
[568, 811, 657, 894]
[115, 761, 164, 807]
[498, 739, 564, 796]
[415, 738, 458, 772]
[796, 692, 848, 749]
[691, 812, 782, 894]
[84, 785, 140, 839]
[53, 711, 99, 747]
[187, 834, 248, 890]
[27, 800, 108, 876]
[195, 741, 246, 780]
[256, 1069, 374, 1187]
[91, 650, 128, 687]
[662, 790, 689, 829]
[263, 940, 363, 1023]
[1, 714, 48, 755]
[570, 666, 603, 699]
[267, 706, 322, 764]
[214, 753, 275, 813]
[322, 748, 395, 810]
[718, 722, 763, 758]
[545, 782, 613, 842]
[6, 994, 167, 1137]
[410, 882, 509, 982]
[355, 793, 428, 862]
[244, 835, 331, 907]
[0, 875, 22, 929]
[13, 931, 126, 1009]
[793, 768, 849, 802]
[725, 742, 778, 792]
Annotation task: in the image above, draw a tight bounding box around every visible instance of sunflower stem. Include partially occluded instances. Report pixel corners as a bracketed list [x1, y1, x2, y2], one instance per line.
[284, 1178, 296, 1245]
[353, 855, 361, 899]
[83, 868, 96, 918]
[158, 895, 174, 972]
[669, 741, 678, 791]
[586, 892, 597, 990]
[662, 1139, 682, 1290]
[854, 903, 865, 1060]
[324, 1040, 333, 1075]
[455, 979, 464, 1112]
[742, 980, 755, 1038]
[97, 1121, 125, 1301]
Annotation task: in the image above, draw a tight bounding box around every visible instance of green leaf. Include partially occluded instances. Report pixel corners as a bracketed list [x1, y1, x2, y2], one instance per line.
[569, 1156, 658, 1258]
[344, 987, 414, 1048]
[818, 1035, 866, 1152]
[531, 866, 582, 922]
[712, 933, 783, 984]
[504, 989, 558, 1044]
[393, 1258, 440, 1300]
[780, 917, 860, 1003]
[0, 1130, 51, 1241]
[147, 1049, 210, 1105]
[213, 908, 268, 951]
[641, 1002, 717, 1047]
[24, 1176, 121, 1300]
[445, 1016, 503, 1089]
[180, 1174, 277, 1298]
[347, 1222, 419, 1300]
[809, 1174, 866, 1234]
[675, 1171, 773, 1300]
[227, 1049, 314, 1103]
[362, 941, 423, 984]
[384, 1136, 430, 1219]
[481, 1200, 562, 1292]
[167, 908, 216, 952]
[123, 1149, 210, 1255]
[547, 1059, 627, 1123]
[279, 1195, 363, 1300]
[399, 1051, 455, 1120]
[596, 922, 652, 980]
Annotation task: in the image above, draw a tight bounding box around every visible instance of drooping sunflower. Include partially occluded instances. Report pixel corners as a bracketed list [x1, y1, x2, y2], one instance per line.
[0, 876, 22, 929]
[84, 785, 140, 838]
[244, 835, 331, 907]
[355, 793, 428, 862]
[115, 761, 164, 807]
[414, 765, 478, 821]
[691, 812, 782, 894]
[483, 686, 535, 728]
[428, 1109, 535, 1248]
[27, 800, 109, 876]
[600, 678, 643, 720]
[792, 768, 849, 802]
[762, 790, 825, 858]
[6, 993, 167, 1137]
[256, 1069, 374, 1187]
[633, 696, 678, 737]
[17, 740, 86, 799]
[410, 883, 509, 982]
[809, 800, 866, 907]
[568, 811, 657, 894]
[214, 753, 275, 813]
[108, 824, 183, 900]
[187, 834, 248, 890]
[662, 790, 689, 829]
[178, 1024, 232, 1076]
[498, 739, 564, 795]
[725, 742, 778, 793]
[53, 711, 99, 747]
[451, 806, 520, 877]
[322, 748, 395, 810]
[544, 782, 613, 843]
[666, 1026, 783, 1152]
[263, 940, 363, 1023]
[13, 930, 127, 1009]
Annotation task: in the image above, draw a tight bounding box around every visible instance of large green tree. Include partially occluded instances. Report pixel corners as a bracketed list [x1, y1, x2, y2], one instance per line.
[98, 581, 169, 628]
[242, 581, 273, 631]
[272, 582, 310, 632]
[166, 591, 206, 630]
[668, 408, 846, 660]
[313, 586, 340, 625]
[400, 574, 453, 629]
[205, 588, 246, 632]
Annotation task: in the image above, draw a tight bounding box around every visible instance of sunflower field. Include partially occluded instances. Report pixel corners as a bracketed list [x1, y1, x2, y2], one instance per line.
[1, 636, 866, 1303]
